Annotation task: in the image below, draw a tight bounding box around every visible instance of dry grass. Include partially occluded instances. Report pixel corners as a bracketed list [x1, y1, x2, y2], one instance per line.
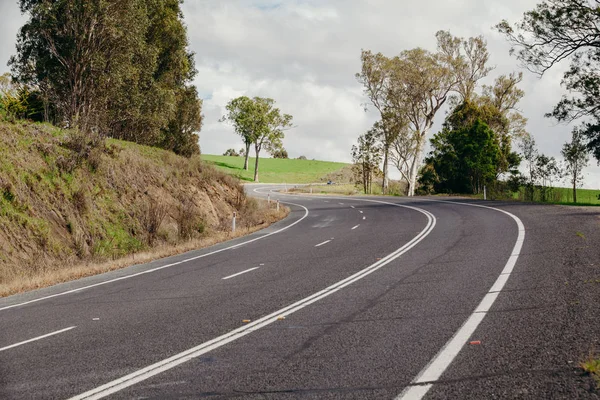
[0, 119, 290, 297]
[0, 205, 288, 297]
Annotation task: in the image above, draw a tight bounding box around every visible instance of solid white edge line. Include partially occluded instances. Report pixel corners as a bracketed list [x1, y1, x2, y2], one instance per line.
[315, 240, 331, 247]
[264, 190, 527, 399]
[395, 199, 525, 400]
[69, 198, 437, 400]
[221, 267, 260, 280]
[0, 201, 310, 312]
[0, 326, 76, 352]
[352, 225, 360, 230]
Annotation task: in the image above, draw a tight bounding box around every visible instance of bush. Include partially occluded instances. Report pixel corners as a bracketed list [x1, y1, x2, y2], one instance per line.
[140, 197, 169, 245]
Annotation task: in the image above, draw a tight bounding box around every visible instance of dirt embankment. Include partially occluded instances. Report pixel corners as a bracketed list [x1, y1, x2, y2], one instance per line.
[0, 120, 287, 296]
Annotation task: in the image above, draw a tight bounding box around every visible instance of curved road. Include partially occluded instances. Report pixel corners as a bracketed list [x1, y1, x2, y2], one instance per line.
[0, 185, 598, 399]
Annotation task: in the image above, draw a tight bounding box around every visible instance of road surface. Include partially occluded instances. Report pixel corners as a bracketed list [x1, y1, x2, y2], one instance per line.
[1, 185, 598, 399]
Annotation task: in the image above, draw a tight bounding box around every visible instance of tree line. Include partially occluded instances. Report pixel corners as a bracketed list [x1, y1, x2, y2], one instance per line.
[355, 0, 599, 201]
[4, 0, 202, 157]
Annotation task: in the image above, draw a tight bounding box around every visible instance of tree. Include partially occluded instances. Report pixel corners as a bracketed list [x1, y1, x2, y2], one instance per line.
[271, 148, 289, 159]
[250, 97, 293, 182]
[364, 31, 492, 196]
[160, 86, 202, 158]
[536, 154, 561, 201]
[352, 129, 382, 194]
[220, 96, 256, 170]
[426, 119, 500, 194]
[223, 149, 239, 157]
[561, 128, 590, 203]
[519, 134, 538, 201]
[356, 51, 400, 194]
[10, 0, 202, 156]
[497, 0, 600, 161]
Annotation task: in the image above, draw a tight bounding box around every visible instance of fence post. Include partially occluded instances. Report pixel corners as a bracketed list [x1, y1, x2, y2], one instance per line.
[232, 212, 237, 233]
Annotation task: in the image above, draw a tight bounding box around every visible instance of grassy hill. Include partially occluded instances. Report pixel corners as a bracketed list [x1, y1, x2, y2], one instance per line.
[0, 121, 286, 296]
[201, 155, 350, 184]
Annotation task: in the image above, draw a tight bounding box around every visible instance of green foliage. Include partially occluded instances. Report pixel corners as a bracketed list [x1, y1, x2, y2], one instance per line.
[220, 96, 293, 182]
[422, 100, 521, 194]
[271, 148, 288, 159]
[10, 0, 202, 156]
[223, 148, 240, 157]
[352, 129, 382, 194]
[497, 0, 600, 161]
[562, 128, 590, 203]
[427, 118, 500, 194]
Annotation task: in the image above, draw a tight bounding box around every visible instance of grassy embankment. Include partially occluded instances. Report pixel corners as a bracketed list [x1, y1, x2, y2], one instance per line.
[201, 154, 349, 184]
[0, 121, 287, 297]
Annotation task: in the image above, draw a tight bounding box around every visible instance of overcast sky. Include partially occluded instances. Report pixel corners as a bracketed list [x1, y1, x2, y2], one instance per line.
[1, 0, 599, 188]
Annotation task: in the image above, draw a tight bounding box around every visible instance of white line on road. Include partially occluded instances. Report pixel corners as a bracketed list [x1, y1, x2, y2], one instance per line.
[69, 203, 436, 400]
[315, 240, 332, 247]
[351, 225, 360, 230]
[395, 200, 525, 400]
[351, 206, 355, 209]
[0, 326, 76, 352]
[222, 267, 260, 280]
[359, 210, 363, 213]
[0, 201, 310, 312]
[363, 216, 366, 220]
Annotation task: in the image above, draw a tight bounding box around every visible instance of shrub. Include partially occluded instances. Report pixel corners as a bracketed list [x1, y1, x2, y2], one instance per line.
[140, 197, 169, 245]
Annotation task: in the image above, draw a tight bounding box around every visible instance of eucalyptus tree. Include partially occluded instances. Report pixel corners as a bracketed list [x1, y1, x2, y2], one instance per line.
[352, 128, 382, 194]
[356, 51, 399, 194]
[10, 0, 202, 156]
[497, 0, 600, 161]
[358, 31, 492, 196]
[221, 96, 256, 170]
[561, 128, 590, 203]
[250, 97, 293, 182]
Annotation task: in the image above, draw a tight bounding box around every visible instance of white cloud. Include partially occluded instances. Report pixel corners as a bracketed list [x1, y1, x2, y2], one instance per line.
[1, 0, 599, 188]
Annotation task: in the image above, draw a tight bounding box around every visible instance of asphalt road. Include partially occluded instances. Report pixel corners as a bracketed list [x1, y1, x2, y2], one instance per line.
[1, 185, 598, 399]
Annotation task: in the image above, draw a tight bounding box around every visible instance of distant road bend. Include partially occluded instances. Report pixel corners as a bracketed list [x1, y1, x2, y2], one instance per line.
[1, 184, 598, 399]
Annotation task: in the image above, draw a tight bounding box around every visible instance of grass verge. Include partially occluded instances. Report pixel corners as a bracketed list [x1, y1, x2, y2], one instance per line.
[1, 203, 288, 297]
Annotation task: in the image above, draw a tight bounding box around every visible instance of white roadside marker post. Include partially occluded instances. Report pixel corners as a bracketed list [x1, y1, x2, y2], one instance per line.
[268, 193, 270, 204]
[484, 186, 487, 201]
[232, 212, 237, 233]
[276, 200, 280, 212]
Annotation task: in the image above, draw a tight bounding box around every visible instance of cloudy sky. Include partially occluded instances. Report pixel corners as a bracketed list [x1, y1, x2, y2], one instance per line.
[1, 0, 599, 188]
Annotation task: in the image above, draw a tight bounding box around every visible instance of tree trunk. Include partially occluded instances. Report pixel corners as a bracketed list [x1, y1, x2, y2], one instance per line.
[408, 136, 425, 197]
[243, 142, 251, 170]
[382, 146, 389, 195]
[573, 177, 577, 203]
[253, 147, 260, 182]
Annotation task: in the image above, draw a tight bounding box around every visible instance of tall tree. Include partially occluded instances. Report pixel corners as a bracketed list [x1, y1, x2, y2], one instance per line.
[352, 129, 382, 194]
[356, 51, 399, 194]
[251, 97, 292, 182]
[497, 0, 600, 161]
[561, 128, 590, 203]
[388, 31, 491, 196]
[426, 118, 501, 194]
[519, 134, 539, 201]
[10, 0, 202, 156]
[220, 96, 256, 170]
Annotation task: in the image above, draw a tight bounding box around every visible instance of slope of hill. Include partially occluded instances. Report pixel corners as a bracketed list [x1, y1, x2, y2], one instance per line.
[0, 121, 286, 296]
[202, 155, 350, 183]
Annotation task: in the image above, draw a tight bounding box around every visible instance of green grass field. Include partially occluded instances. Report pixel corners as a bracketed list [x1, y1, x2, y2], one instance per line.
[511, 186, 600, 205]
[201, 155, 349, 183]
